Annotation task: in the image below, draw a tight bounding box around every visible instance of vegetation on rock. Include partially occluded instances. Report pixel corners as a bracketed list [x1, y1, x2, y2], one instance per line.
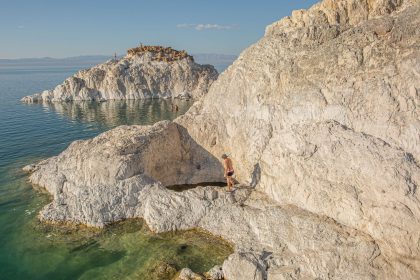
[127, 45, 194, 62]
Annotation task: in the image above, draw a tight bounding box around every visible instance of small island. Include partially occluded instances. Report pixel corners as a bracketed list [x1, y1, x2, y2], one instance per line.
[21, 45, 217, 102]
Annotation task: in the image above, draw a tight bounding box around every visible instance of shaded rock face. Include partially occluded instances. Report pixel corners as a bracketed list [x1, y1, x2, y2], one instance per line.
[176, 0, 420, 277]
[21, 51, 218, 102]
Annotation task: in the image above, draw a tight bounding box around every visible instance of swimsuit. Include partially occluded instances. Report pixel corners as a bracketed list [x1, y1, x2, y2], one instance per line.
[227, 170, 234, 177]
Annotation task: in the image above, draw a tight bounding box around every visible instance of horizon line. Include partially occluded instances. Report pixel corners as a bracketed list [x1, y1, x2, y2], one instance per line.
[0, 52, 239, 61]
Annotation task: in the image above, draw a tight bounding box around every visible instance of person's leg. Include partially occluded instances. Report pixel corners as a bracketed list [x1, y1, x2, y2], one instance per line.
[228, 175, 234, 191]
[228, 176, 234, 188]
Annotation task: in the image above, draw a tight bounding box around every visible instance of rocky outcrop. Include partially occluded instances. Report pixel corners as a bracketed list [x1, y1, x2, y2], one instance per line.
[21, 47, 218, 102]
[25, 121, 223, 226]
[23, 0, 420, 279]
[177, 0, 420, 277]
[24, 136, 397, 279]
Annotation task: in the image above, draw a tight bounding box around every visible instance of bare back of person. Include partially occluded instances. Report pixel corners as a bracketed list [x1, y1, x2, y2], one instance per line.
[224, 158, 233, 174]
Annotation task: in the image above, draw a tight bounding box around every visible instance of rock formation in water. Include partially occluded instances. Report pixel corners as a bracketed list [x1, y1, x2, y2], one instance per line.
[25, 121, 224, 226]
[21, 46, 218, 102]
[24, 0, 420, 279]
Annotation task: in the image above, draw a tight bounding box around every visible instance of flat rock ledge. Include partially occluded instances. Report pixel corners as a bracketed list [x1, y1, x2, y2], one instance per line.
[24, 121, 408, 279]
[21, 47, 218, 102]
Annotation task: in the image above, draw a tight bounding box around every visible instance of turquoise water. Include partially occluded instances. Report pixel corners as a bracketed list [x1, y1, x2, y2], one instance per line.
[0, 67, 232, 279]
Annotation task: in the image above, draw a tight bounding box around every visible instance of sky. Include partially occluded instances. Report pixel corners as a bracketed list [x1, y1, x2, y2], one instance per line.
[0, 0, 319, 59]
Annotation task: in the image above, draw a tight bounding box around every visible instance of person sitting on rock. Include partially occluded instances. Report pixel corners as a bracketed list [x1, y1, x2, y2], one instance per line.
[222, 154, 235, 191]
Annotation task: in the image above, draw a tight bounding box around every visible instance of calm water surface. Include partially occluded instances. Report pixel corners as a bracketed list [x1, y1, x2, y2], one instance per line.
[0, 67, 232, 279]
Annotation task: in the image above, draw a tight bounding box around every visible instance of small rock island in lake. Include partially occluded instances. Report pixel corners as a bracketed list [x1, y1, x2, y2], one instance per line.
[23, 0, 420, 279]
[21, 45, 218, 102]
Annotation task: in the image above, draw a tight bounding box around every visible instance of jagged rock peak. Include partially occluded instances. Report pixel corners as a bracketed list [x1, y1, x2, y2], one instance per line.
[266, 0, 416, 36]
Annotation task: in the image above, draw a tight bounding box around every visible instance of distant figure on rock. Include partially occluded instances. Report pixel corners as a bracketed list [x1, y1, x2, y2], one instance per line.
[222, 154, 235, 191]
[172, 104, 179, 112]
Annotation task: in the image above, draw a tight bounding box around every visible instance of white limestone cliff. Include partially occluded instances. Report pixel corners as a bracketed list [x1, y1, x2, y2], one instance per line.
[177, 0, 420, 276]
[23, 0, 420, 279]
[21, 49, 218, 102]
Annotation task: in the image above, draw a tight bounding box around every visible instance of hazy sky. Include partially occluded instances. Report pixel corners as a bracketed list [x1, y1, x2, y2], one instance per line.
[0, 0, 318, 59]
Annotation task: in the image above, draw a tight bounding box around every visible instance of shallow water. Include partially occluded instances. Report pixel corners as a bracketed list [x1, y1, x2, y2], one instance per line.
[0, 66, 232, 279]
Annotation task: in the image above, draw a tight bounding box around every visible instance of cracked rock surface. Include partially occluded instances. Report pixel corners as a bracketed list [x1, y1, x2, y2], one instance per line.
[177, 0, 420, 277]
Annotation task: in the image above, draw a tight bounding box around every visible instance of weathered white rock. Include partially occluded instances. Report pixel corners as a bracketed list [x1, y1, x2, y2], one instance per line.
[23, 0, 420, 279]
[22, 164, 36, 173]
[204, 265, 224, 280]
[177, 0, 420, 276]
[139, 184, 393, 279]
[26, 121, 224, 226]
[175, 268, 204, 280]
[21, 51, 218, 102]
[222, 252, 266, 280]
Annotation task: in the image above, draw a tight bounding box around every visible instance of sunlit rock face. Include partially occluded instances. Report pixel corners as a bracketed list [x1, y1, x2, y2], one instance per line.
[177, 0, 420, 277]
[25, 121, 224, 227]
[21, 48, 218, 102]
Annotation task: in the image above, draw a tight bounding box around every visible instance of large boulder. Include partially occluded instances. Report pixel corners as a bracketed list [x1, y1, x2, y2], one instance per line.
[177, 0, 420, 276]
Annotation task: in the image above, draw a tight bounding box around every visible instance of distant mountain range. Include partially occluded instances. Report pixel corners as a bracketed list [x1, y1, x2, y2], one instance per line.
[0, 53, 237, 72]
[0, 55, 112, 67]
[193, 53, 237, 65]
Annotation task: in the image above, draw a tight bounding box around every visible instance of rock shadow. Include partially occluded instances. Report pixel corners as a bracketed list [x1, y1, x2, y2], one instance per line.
[250, 163, 261, 188]
[148, 123, 225, 186]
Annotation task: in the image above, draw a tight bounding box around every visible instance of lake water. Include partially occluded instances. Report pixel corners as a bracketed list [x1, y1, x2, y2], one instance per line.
[0, 67, 232, 279]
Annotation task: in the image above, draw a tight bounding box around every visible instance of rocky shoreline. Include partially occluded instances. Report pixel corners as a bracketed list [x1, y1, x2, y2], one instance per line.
[23, 0, 420, 279]
[22, 118, 418, 279]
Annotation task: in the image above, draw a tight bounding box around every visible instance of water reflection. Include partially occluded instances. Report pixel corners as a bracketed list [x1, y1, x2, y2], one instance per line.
[28, 99, 193, 129]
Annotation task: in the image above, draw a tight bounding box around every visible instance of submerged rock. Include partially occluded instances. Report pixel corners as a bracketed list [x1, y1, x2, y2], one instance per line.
[23, 0, 420, 279]
[148, 261, 178, 280]
[174, 268, 204, 280]
[204, 265, 224, 280]
[21, 46, 218, 102]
